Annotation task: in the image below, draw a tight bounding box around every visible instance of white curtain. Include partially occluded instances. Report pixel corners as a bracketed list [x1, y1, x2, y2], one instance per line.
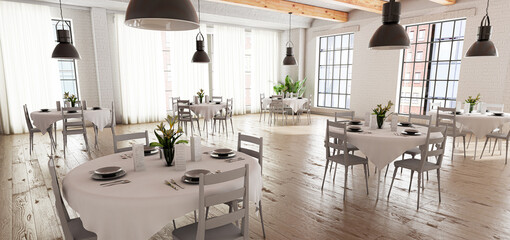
[0, 1, 60, 134]
[213, 25, 246, 115]
[115, 14, 166, 124]
[251, 29, 279, 113]
[169, 26, 209, 101]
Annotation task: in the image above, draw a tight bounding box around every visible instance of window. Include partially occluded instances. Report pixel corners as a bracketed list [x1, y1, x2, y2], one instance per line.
[418, 29, 426, 41]
[317, 33, 354, 109]
[398, 19, 466, 115]
[52, 20, 79, 98]
[409, 31, 415, 41]
[161, 32, 173, 111]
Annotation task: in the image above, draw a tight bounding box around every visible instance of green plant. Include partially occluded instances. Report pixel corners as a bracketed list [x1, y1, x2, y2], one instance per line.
[197, 89, 205, 99]
[465, 93, 481, 105]
[372, 100, 394, 116]
[273, 75, 307, 96]
[63, 92, 78, 105]
[150, 115, 188, 149]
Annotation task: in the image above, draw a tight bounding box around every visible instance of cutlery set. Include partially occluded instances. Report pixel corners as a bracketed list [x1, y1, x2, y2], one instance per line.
[120, 153, 133, 159]
[165, 179, 185, 190]
[100, 180, 131, 187]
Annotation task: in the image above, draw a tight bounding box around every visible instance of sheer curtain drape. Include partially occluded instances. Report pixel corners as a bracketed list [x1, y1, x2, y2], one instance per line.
[169, 26, 209, 101]
[251, 29, 279, 113]
[212, 25, 246, 115]
[115, 14, 166, 124]
[0, 1, 60, 134]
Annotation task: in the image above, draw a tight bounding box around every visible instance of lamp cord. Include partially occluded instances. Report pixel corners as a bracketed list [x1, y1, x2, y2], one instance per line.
[481, 0, 491, 26]
[287, 12, 293, 48]
[59, 0, 64, 28]
[198, 0, 202, 33]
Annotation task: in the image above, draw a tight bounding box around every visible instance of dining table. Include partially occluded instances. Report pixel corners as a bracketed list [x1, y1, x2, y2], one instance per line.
[62, 146, 262, 240]
[333, 123, 441, 199]
[262, 97, 309, 113]
[189, 102, 226, 134]
[30, 108, 111, 134]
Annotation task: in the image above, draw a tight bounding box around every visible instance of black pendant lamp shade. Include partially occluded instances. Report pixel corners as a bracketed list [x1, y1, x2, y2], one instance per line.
[369, 0, 410, 50]
[192, 32, 210, 63]
[52, 0, 80, 59]
[465, 0, 498, 57]
[283, 12, 297, 66]
[125, 0, 199, 31]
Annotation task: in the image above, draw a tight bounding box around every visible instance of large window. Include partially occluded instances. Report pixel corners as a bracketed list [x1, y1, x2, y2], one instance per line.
[317, 33, 354, 109]
[161, 32, 173, 111]
[398, 19, 466, 115]
[52, 20, 79, 98]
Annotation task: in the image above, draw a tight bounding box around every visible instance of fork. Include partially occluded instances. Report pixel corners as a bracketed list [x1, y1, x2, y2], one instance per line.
[165, 180, 178, 190]
[170, 179, 184, 189]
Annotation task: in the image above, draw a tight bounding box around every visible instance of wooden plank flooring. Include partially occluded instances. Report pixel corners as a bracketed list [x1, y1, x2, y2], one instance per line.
[1, 114, 510, 239]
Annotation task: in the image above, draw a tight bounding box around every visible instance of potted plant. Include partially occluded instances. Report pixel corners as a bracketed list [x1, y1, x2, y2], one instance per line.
[273, 75, 307, 96]
[150, 115, 188, 166]
[64, 92, 78, 107]
[197, 89, 205, 104]
[372, 100, 394, 129]
[465, 93, 481, 113]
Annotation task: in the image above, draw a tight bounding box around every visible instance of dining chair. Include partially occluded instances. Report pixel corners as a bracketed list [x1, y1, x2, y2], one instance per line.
[213, 98, 234, 136]
[322, 120, 369, 200]
[54, 101, 62, 146]
[480, 124, 510, 164]
[172, 165, 250, 240]
[436, 107, 466, 160]
[93, 102, 115, 149]
[171, 97, 181, 116]
[483, 103, 504, 113]
[387, 125, 447, 210]
[211, 96, 223, 102]
[61, 106, 89, 159]
[177, 100, 201, 136]
[268, 99, 287, 126]
[23, 104, 55, 155]
[48, 157, 97, 240]
[259, 93, 270, 122]
[271, 95, 283, 99]
[64, 100, 85, 108]
[296, 98, 312, 124]
[112, 130, 149, 153]
[332, 111, 359, 175]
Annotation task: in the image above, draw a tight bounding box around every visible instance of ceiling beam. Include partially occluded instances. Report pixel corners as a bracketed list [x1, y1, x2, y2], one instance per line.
[428, 0, 456, 5]
[213, 0, 349, 22]
[324, 0, 385, 14]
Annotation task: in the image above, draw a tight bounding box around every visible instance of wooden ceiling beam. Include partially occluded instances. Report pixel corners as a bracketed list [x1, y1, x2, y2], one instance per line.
[428, 0, 456, 5]
[214, 0, 349, 22]
[326, 0, 385, 14]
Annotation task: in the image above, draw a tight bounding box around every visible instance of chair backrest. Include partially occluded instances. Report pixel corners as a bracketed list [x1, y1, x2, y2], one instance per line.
[23, 104, 34, 130]
[408, 114, 432, 127]
[325, 120, 351, 164]
[56, 101, 62, 111]
[419, 126, 447, 169]
[429, 102, 442, 112]
[260, 93, 265, 101]
[61, 106, 86, 135]
[109, 101, 116, 127]
[171, 97, 181, 113]
[271, 95, 282, 99]
[48, 157, 73, 240]
[211, 96, 223, 102]
[237, 133, 263, 171]
[334, 111, 354, 122]
[64, 100, 84, 108]
[435, 107, 458, 135]
[112, 130, 149, 153]
[177, 100, 191, 117]
[197, 165, 249, 240]
[226, 98, 233, 117]
[270, 99, 284, 111]
[484, 103, 504, 112]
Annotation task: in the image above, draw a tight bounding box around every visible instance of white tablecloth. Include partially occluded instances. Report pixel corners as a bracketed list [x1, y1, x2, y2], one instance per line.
[189, 103, 226, 121]
[451, 113, 510, 138]
[30, 108, 111, 134]
[340, 124, 439, 169]
[262, 97, 309, 113]
[62, 146, 262, 240]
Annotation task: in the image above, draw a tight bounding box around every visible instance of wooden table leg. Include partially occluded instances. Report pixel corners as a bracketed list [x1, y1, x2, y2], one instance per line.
[376, 169, 381, 200]
[474, 137, 478, 159]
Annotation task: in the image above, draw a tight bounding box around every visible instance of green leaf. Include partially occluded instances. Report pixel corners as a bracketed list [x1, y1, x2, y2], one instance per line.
[150, 142, 164, 147]
[176, 140, 188, 145]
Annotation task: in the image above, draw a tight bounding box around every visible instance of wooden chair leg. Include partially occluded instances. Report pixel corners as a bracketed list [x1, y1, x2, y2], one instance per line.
[437, 169, 441, 203]
[321, 160, 329, 191]
[492, 138, 498, 156]
[480, 137, 489, 159]
[343, 166, 348, 201]
[417, 172, 422, 210]
[387, 166, 398, 199]
[409, 170, 414, 192]
[259, 200, 266, 238]
[363, 164, 369, 195]
[463, 136, 466, 158]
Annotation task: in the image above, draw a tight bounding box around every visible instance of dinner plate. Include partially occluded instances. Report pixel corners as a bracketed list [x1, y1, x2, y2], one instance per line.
[398, 122, 412, 127]
[92, 107, 101, 110]
[40, 109, 49, 112]
[91, 170, 126, 181]
[181, 176, 199, 184]
[347, 127, 363, 132]
[493, 113, 504, 116]
[181, 169, 212, 184]
[210, 152, 236, 159]
[402, 129, 421, 136]
[213, 148, 233, 155]
[94, 166, 123, 175]
[349, 121, 362, 125]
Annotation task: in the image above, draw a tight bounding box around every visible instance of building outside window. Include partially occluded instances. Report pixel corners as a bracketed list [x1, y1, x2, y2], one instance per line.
[398, 18, 466, 115]
[317, 33, 354, 109]
[52, 19, 79, 99]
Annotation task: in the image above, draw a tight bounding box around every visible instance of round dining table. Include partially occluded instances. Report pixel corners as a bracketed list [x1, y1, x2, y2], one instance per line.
[30, 108, 111, 134]
[189, 103, 226, 134]
[62, 146, 262, 240]
[334, 123, 441, 199]
[262, 97, 309, 113]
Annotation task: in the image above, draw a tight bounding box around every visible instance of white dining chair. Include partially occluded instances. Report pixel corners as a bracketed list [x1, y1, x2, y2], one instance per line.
[213, 98, 234, 136]
[92, 102, 115, 149]
[387, 126, 447, 210]
[48, 157, 97, 240]
[436, 107, 467, 160]
[296, 98, 312, 125]
[172, 165, 250, 240]
[259, 93, 270, 123]
[332, 111, 359, 176]
[211, 96, 223, 102]
[112, 130, 149, 153]
[177, 100, 201, 136]
[480, 125, 510, 164]
[54, 101, 62, 146]
[23, 104, 55, 155]
[61, 106, 89, 159]
[268, 99, 287, 126]
[322, 120, 369, 200]
[171, 97, 181, 116]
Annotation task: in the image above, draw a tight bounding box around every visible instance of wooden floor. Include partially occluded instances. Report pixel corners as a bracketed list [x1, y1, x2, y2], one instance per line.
[1, 113, 510, 240]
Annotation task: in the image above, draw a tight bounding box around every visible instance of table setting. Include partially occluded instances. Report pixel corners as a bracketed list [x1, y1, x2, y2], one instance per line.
[30, 107, 111, 134]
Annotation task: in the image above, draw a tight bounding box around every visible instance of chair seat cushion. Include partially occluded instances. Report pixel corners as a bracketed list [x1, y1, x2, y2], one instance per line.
[404, 147, 421, 155]
[394, 159, 439, 172]
[486, 132, 508, 139]
[172, 222, 243, 240]
[67, 218, 97, 240]
[329, 154, 367, 166]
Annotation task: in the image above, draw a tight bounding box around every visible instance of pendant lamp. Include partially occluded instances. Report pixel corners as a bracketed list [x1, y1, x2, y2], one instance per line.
[125, 0, 199, 31]
[465, 0, 498, 57]
[369, 0, 410, 50]
[283, 12, 297, 66]
[192, 0, 210, 63]
[52, 0, 80, 59]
